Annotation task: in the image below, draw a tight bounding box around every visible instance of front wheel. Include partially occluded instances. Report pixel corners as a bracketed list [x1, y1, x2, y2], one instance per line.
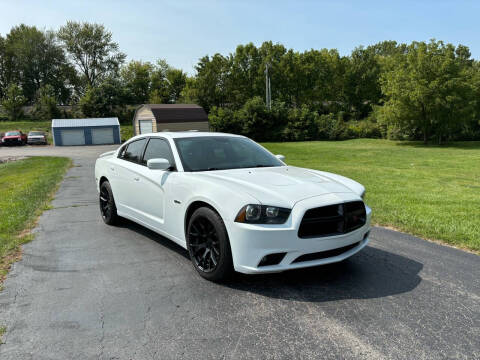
[187, 207, 233, 282]
[99, 181, 119, 225]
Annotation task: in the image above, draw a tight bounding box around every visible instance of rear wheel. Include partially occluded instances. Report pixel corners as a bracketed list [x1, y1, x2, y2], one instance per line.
[187, 207, 233, 281]
[99, 181, 119, 225]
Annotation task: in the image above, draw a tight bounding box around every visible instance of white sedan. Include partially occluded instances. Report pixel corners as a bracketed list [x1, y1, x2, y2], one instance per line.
[95, 132, 371, 281]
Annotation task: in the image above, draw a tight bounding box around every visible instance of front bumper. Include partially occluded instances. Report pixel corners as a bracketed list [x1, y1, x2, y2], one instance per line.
[27, 137, 47, 144]
[2, 138, 23, 145]
[226, 193, 372, 274]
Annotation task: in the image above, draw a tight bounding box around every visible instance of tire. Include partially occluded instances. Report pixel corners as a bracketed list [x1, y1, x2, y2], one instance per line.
[187, 207, 233, 282]
[99, 181, 119, 225]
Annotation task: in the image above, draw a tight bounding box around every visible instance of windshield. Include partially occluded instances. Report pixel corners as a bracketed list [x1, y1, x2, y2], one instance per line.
[29, 131, 44, 136]
[5, 131, 20, 136]
[174, 136, 284, 172]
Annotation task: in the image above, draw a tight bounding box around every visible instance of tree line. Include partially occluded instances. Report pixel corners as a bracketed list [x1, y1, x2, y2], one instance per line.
[1, 22, 480, 143]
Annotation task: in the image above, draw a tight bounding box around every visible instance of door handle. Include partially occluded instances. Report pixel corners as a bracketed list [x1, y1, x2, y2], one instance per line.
[110, 166, 115, 171]
[134, 177, 140, 182]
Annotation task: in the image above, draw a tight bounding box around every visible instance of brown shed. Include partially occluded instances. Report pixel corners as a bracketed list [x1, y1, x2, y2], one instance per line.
[132, 104, 209, 135]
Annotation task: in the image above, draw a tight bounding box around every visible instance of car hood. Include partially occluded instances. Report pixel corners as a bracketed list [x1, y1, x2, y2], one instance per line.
[3, 135, 21, 139]
[197, 166, 364, 208]
[28, 135, 45, 138]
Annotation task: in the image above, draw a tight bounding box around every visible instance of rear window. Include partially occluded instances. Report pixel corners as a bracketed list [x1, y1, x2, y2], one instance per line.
[29, 131, 44, 136]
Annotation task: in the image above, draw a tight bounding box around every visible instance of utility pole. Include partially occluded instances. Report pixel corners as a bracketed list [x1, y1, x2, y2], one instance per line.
[265, 63, 271, 109]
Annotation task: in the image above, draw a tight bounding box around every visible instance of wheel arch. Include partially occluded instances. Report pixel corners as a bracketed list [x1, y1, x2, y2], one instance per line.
[184, 200, 223, 239]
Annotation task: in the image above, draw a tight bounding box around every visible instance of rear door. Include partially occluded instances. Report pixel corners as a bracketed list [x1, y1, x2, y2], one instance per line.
[92, 128, 114, 144]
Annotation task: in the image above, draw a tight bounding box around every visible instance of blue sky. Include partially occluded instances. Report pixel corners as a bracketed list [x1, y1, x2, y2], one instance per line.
[1, 0, 479, 73]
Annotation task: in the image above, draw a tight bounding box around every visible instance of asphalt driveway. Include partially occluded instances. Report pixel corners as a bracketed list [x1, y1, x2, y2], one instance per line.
[0, 146, 479, 359]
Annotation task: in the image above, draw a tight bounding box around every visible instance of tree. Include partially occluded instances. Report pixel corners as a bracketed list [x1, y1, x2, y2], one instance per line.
[2, 25, 74, 103]
[1, 83, 26, 120]
[120, 60, 153, 104]
[32, 84, 60, 121]
[149, 60, 187, 103]
[379, 40, 474, 143]
[58, 21, 126, 89]
[79, 77, 125, 117]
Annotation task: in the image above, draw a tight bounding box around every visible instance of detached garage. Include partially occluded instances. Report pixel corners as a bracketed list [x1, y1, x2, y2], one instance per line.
[52, 118, 121, 146]
[132, 104, 209, 135]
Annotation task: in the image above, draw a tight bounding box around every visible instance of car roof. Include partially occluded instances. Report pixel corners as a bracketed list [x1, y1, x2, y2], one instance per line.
[129, 131, 245, 141]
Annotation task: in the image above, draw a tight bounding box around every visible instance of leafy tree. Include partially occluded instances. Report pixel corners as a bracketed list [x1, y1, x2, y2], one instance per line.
[79, 77, 125, 117]
[120, 60, 153, 104]
[2, 25, 73, 103]
[58, 21, 126, 89]
[379, 40, 475, 143]
[149, 60, 187, 103]
[1, 83, 26, 120]
[32, 84, 60, 121]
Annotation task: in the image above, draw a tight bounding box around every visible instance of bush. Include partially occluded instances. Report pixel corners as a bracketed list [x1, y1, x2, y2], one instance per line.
[283, 105, 319, 141]
[1, 84, 26, 121]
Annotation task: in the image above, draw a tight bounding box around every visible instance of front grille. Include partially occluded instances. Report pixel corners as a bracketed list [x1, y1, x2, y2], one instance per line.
[292, 241, 361, 263]
[298, 201, 366, 238]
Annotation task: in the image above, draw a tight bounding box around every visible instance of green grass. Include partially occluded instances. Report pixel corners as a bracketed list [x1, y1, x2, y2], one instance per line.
[0, 157, 71, 281]
[262, 139, 480, 252]
[0, 120, 52, 143]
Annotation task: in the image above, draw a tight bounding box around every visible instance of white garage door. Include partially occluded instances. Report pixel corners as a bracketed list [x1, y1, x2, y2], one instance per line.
[60, 129, 85, 146]
[139, 120, 153, 134]
[92, 128, 114, 144]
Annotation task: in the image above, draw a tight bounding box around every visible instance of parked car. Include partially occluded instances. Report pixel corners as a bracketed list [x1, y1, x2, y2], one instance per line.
[95, 132, 371, 281]
[2, 131, 27, 146]
[27, 131, 48, 145]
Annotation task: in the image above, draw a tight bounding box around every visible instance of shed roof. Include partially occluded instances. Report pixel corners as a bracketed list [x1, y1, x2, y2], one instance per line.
[140, 104, 207, 123]
[52, 118, 120, 128]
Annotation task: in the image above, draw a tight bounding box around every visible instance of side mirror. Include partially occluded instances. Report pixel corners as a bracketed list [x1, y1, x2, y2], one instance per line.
[276, 154, 285, 162]
[147, 158, 171, 170]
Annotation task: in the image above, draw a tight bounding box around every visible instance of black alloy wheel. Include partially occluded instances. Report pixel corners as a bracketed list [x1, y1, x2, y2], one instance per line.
[99, 181, 118, 225]
[187, 207, 233, 281]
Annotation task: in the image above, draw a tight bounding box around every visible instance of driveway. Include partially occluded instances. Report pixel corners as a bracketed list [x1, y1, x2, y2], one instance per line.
[0, 146, 479, 359]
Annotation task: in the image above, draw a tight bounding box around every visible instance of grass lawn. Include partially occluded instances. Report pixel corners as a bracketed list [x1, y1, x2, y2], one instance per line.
[0, 121, 52, 143]
[263, 139, 480, 252]
[0, 157, 71, 285]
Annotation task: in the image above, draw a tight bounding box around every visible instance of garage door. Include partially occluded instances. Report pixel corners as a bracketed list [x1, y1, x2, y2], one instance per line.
[92, 128, 114, 144]
[139, 120, 153, 134]
[60, 129, 85, 146]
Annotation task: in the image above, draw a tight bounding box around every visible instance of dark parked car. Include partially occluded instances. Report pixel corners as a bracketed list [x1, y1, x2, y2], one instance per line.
[1, 131, 27, 146]
[27, 131, 48, 145]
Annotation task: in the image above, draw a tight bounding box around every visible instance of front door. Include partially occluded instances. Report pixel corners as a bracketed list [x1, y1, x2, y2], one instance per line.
[133, 137, 177, 231]
[139, 120, 153, 134]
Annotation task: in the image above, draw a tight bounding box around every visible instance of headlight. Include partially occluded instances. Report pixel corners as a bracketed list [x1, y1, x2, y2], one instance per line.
[235, 204, 291, 224]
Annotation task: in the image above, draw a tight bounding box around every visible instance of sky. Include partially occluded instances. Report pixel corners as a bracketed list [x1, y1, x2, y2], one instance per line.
[1, 0, 479, 74]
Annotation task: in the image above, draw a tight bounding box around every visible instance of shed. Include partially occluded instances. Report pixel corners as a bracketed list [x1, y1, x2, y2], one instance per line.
[132, 104, 209, 135]
[52, 118, 121, 146]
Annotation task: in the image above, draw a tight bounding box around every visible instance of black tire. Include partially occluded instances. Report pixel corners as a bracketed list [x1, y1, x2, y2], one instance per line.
[99, 181, 119, 225]
[187, 207, 233, 282]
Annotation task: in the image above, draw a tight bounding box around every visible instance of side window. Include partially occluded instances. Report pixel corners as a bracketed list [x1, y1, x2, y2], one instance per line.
[122, 138, 147, 163]
[142, 138, 175, 166]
